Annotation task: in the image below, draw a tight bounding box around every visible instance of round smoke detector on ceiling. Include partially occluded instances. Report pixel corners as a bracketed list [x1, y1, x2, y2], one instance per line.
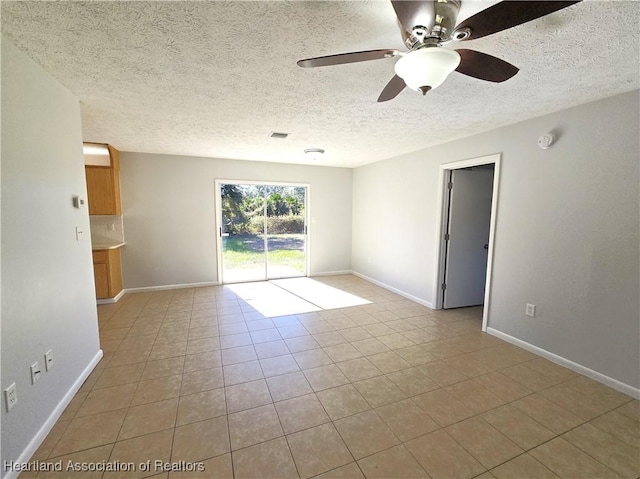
[537, 133, 555, 149]
[304, 148, 325, 161]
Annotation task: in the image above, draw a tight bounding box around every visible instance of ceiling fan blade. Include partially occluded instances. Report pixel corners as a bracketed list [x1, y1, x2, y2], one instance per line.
[297, 49, 400, 68]
[391, 0, 435, 32]
[377, 75, 406, 102]
[455, 49, 519, 82]
[453, 1, 581, 41]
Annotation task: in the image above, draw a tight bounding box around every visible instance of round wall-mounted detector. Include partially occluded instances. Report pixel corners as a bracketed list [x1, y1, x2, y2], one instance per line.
[537, 133, 555, 149]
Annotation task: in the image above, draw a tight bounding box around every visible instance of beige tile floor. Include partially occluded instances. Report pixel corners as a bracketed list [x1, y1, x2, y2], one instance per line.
[21, 275, 639, 479]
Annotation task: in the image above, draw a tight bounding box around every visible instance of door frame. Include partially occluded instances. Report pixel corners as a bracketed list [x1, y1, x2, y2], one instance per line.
[214, 179, 311, 284]
[432, 154, 501, 332]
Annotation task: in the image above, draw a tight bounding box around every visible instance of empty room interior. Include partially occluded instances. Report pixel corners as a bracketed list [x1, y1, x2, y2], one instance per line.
[1, 1, 639, 479]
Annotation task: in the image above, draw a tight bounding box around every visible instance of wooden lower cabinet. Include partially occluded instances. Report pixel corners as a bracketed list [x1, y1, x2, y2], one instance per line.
[92, 248, 123, 299]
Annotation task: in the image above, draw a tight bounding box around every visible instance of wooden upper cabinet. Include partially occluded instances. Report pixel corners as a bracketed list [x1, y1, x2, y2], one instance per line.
[85, 144, 121, 215]
[108, 145, 120, 170]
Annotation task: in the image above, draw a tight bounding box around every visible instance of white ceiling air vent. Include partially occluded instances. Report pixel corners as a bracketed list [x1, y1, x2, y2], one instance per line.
[269, 132, 289, 139]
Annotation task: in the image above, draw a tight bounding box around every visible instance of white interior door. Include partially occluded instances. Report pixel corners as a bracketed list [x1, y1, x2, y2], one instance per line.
[443, 168, 494, 308]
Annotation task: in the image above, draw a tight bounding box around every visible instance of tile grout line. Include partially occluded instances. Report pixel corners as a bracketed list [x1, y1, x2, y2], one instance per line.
[43, 279, 638, 479]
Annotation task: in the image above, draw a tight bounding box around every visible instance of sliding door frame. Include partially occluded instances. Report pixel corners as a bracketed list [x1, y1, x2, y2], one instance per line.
[214, 179, 311, 284]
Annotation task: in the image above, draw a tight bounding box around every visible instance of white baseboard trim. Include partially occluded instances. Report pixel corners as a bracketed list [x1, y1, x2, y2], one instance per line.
[351, 271, 434, 309]
[123, 274, 356, 293]
[487, 327, 640, 400]
[124, 280, 221, 294]
[4, 350, 104, 479]
[96, 289, 125, 305]
[309, 270, 352, 277]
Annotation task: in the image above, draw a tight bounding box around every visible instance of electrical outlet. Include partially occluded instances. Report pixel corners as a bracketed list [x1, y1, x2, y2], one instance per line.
[45, 350, 53, 371]
[31, 362, 41, 384]
[4, 383, 17, 412]
[525, 303, 536, 317]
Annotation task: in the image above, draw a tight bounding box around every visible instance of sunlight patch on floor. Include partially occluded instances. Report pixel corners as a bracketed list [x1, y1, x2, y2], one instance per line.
[226, 281, 321, 317]
[226, 278, 371, 316]
[271, 277, 371, 310]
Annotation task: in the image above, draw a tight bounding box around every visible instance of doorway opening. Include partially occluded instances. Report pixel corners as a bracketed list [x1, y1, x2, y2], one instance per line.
[433, 154, 501, 332]
[216, 181, 309, 284]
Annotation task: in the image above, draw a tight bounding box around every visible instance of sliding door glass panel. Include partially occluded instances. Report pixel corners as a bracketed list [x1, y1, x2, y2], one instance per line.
[266, 186, 306, 279]
[221, 184, 267, 283]
[220, 183, 307, 283]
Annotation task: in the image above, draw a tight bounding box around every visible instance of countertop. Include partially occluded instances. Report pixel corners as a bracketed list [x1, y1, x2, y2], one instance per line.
[92, 242, 125, 251]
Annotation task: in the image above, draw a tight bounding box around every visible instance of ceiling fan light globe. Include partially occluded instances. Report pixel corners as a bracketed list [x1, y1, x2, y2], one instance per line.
[394, 48, 461, 92]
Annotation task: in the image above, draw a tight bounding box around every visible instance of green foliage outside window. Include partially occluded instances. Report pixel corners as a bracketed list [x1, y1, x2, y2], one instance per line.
[221, 185, 305, 235]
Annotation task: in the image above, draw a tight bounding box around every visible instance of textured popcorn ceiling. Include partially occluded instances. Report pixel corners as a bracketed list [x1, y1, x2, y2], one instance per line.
[2, 1, 639, 167]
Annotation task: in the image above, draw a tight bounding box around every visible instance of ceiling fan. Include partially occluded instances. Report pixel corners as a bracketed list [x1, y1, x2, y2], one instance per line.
[297, 1, 581, 102]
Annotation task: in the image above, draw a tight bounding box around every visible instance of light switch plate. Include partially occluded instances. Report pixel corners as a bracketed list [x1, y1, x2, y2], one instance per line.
[75, 227, 85, 241]
[45, 350, 53, 371]
[31, 362, 41, 384]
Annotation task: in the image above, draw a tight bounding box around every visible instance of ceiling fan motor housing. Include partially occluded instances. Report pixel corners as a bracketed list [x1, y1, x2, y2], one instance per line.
[431, 0, 461, 41]
[405, 0, 462, 48]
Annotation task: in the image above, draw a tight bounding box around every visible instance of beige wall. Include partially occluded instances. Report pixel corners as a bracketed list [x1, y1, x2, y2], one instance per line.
[1, 39, 101, 472]
[352, 90, 640, 391]
[119, 153, 353, 288]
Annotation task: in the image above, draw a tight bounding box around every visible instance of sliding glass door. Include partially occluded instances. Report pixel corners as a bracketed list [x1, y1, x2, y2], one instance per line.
[266, 185, 306, 279]
[220, 184, 266, 283]
[218, 182, 307, 283]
